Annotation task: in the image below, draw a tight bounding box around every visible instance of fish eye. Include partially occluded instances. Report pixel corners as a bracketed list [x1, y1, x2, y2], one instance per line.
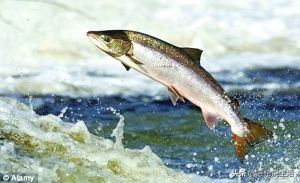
[100, 35, 112, 43]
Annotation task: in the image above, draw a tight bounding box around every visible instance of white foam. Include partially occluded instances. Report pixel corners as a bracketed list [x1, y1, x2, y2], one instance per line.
[0, 96, 299, 182]
[0, 97, 192, 182]
[0, 0, 299, 97]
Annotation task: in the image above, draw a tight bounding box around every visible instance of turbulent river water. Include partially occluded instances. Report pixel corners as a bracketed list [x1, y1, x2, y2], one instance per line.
[0, 0, 299, 182]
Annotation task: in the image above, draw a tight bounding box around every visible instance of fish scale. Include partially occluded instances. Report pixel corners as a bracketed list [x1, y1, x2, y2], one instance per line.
[87, 30, 273, 162]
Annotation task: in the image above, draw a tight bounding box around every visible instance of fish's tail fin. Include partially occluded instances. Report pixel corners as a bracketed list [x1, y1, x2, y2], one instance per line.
[232, 117, 273, 163]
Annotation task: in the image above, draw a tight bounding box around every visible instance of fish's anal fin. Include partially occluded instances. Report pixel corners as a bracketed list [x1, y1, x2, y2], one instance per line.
[201, 108, 219, 129]
[232, 117, 273, 163]
[168, 89, 179, 105]
[182, 47, 203, 65]
[121, 63, 131, 71]
[167, 86, 185, 105]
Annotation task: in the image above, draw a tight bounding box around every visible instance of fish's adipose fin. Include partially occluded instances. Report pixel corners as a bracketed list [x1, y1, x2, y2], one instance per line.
[121, 62, 131, 71]
[201, 109, 219, 129]
[230, 96, 239, 110]
[182, 47, 203, 65]
[167, 86, 185, 104]
[232, 117, 273, 163]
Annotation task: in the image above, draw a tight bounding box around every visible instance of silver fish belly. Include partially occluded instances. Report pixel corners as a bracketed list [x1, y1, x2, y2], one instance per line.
[87, 30, 273, 162]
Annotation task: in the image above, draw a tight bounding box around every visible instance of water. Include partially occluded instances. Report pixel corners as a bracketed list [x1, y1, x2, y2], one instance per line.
[0, 0, 299, 182]
[0, 98, 192, 183]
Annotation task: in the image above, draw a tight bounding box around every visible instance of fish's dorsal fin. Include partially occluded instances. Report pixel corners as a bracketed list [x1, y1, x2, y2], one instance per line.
[182, 47, 203, 65]
[167, 86, 185, 105]
[200, 108, 219, 129]
[121, 62, 130, 71]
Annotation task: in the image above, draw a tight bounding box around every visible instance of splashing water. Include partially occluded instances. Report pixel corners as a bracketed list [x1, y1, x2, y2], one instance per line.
[0, 97, 194, 183]
[0, 1, 299, 182]
[108, 107, 124, 149]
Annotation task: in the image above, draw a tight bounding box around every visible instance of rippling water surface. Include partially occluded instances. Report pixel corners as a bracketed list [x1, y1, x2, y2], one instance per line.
[0, 0, 299, 182]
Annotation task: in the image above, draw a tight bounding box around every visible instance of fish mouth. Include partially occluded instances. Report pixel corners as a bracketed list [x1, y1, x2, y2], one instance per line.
[87, 31, 108, 51]
[87, 31, 98, 38]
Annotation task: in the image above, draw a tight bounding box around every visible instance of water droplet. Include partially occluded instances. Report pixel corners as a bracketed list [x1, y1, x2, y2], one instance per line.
[214, 157, 219, 163]
[279, 123, 285, 130]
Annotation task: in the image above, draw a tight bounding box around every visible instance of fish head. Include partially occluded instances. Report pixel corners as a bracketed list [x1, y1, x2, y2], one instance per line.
[87, 30, 132, 57]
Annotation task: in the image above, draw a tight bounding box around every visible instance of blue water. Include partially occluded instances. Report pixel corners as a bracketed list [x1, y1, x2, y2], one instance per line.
[1, 0, 300, 181]
[14, 67, 300, 182]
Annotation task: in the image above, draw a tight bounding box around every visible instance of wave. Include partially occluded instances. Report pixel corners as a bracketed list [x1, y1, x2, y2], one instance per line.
[0, 97, 195, 182]
[0, 0, 300, 97]
[0, 60, 298, 98]
[0, 97, 298, 183]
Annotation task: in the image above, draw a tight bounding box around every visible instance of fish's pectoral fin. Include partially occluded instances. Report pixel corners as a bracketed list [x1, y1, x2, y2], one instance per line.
[200, 108, 219, 129]
[121, 62, 131, 71]
[182, 47, 203, 65]
[167, 86, 185, 105]
[123, 55, 148, 73]
[126, 54, 144, 65]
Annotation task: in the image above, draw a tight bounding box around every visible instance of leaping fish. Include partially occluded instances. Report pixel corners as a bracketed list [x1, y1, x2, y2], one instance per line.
[87, 30, 273, 162]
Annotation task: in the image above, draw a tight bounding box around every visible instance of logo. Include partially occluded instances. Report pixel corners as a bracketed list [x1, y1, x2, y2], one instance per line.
[2, 174, 10, 181]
